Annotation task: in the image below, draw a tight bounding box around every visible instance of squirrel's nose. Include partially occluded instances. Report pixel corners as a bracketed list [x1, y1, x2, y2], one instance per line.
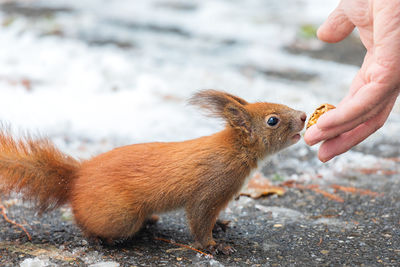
[300, 112, 307, 122]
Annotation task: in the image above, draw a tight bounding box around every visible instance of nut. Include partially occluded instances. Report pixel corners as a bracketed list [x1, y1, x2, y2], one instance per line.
[306, 103, 336, 129]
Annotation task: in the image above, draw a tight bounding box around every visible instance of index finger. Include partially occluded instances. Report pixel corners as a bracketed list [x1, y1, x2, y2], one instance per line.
[316, 78, 395, 130]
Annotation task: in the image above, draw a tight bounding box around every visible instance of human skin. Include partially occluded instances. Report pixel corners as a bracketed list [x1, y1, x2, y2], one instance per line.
[304, 0, 400, 162]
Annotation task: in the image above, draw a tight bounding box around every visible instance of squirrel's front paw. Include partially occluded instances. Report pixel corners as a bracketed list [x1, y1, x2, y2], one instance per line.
[193, 239, 216, 250]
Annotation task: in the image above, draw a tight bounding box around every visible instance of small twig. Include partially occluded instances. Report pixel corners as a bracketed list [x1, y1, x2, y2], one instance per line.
[330, 184, 383, 197]
[309, 186, 344, 203]
[357, 168, 398, 176]
[154, 237, 213, 258]
[386, 157, 400, 162]
[0, 204, 32, 241]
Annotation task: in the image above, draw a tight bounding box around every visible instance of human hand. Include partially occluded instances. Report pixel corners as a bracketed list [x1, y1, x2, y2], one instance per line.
[304, 0, 400, 162]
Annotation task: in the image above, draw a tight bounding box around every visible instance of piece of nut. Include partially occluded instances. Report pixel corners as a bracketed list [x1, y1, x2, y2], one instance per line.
[306, 103, 336, 129]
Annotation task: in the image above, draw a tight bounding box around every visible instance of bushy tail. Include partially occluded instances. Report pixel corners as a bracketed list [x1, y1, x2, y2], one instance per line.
[0, 130, 80, 213]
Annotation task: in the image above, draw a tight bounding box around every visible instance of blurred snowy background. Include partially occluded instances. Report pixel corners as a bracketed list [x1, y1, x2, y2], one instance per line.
[0, 0, 399, 177]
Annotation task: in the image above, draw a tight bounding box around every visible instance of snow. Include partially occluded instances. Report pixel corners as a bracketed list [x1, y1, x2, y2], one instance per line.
[0, 0, 349, 144]
[20, 257, 51, 267]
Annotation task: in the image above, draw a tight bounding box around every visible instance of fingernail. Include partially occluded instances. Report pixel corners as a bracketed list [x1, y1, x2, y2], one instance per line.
[319, 155, 331, 163]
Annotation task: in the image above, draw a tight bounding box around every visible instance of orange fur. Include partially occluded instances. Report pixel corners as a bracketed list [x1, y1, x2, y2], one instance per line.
[0, 131, 79, 213]
[0, 90, 306, 249]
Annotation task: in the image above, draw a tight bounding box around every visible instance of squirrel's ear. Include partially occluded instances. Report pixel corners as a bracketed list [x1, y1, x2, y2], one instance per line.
[189, 90, 252, 133]
[224, 102, 252, 133]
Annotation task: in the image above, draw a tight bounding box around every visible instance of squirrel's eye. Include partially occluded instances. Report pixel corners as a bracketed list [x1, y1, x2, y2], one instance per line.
[267, 116, 279, 127]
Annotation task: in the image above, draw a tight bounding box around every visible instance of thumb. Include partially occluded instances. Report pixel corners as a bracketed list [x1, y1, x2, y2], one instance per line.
[317, 3, 355, 43]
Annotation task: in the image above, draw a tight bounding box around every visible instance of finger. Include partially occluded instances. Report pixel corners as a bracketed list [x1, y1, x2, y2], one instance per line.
[304, 106, 373, 146]
[318, 94, 397, 162]
[304, 93, 391, 146]
[316, 81, 393, 130]
[318, 123, 378, 162]
[317, 1, 355, 43]
[304, 117, 354, 146]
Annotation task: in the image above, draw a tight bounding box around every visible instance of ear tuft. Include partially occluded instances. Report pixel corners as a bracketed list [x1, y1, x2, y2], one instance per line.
[189, 90, 252, 133]
[188, 90, 248, 117]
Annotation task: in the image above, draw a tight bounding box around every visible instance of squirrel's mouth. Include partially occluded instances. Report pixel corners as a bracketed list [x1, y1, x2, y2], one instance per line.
[291, 133, 301, 143]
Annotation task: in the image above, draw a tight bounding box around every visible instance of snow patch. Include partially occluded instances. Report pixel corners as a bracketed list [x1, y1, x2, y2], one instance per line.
[20, 258, 51, 267]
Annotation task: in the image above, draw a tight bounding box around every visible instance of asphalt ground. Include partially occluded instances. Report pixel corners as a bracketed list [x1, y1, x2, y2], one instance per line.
[1, 142, 399, 266]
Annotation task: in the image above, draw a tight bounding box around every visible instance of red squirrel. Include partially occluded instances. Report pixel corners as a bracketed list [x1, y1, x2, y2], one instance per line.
[0, 90, 306, 250]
